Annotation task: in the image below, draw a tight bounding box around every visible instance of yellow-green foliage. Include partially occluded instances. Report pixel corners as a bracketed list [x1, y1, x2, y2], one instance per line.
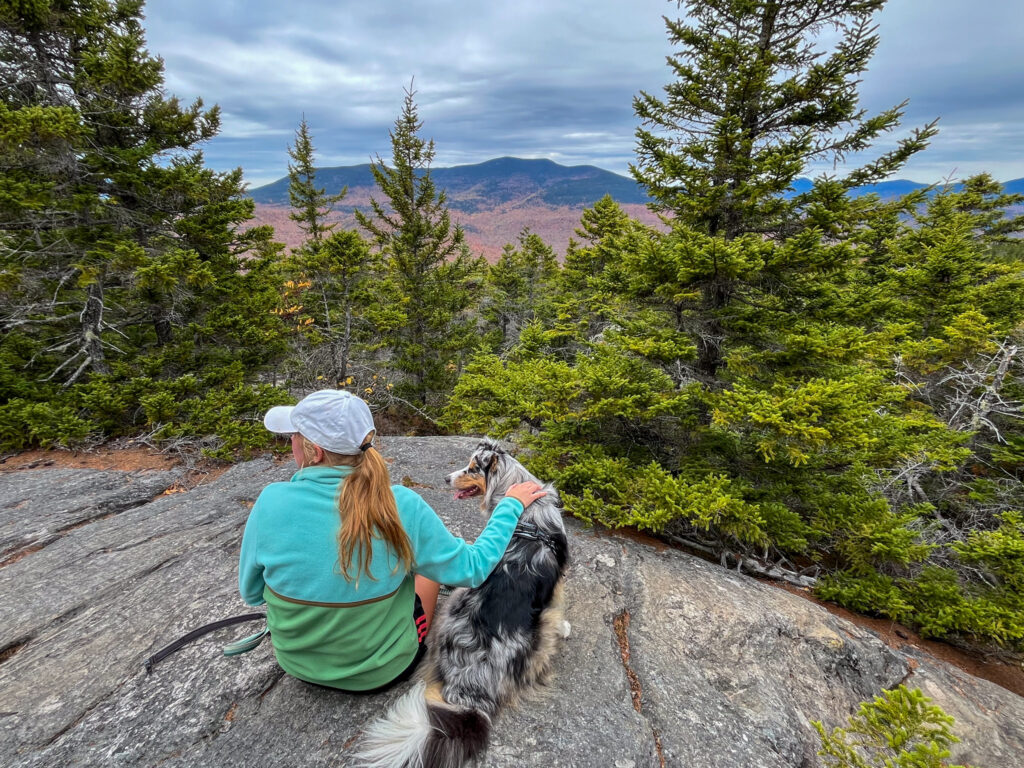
[713, 375, 897, 466]
[559, 454, 771, 546]
[0, 399, 92, 449]
[814, 686, 964, 768]
[0, 375, 293, 459]
[817, 510, 1024, 648]
[446, 180, 1023, 652]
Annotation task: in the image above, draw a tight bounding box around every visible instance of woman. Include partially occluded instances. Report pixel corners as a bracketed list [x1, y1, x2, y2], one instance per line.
[238, 389, 544, 693]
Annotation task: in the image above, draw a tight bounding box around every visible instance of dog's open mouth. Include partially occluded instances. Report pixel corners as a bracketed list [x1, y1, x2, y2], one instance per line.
[454, 487, 482, 500]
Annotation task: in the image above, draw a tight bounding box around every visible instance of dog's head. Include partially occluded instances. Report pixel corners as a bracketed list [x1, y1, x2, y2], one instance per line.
[445, 439, 532, 511]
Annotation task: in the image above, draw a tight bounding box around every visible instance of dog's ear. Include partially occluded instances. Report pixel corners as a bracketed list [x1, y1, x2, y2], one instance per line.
[485, 452, 499, 475]
[481, 438, 505, 455]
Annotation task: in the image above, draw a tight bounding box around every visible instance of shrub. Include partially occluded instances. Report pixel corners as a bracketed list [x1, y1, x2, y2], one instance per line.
[814, 685, 964, 768]
[0, 378, 293, 460]
[0, 399, 94, 450]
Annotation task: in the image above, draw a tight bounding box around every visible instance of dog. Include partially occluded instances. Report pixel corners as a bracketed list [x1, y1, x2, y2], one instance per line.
[356, 439, 570, 768]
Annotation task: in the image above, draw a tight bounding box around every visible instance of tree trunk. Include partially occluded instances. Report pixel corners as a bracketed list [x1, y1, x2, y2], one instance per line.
[151, 304, 173, 347]
[340, 303, 352, 382]
[81, 281, 109, 375]
[696, 283, 727, 383]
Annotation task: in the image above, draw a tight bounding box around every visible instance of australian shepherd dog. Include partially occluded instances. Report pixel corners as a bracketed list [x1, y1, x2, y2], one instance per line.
[356, 439, 570, 768]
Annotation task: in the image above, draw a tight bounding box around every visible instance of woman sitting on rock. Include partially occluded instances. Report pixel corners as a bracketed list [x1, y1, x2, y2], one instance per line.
[238, 389, 544, 692]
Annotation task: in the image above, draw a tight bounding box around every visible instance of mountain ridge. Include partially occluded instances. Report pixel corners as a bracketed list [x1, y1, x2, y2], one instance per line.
[247, 158, 1024, 259]
[248, 156, 1024, 208]
[248, 156, 652, 210]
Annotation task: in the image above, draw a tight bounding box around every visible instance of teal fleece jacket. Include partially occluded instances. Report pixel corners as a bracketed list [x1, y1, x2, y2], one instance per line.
[237, 464, 524, 689]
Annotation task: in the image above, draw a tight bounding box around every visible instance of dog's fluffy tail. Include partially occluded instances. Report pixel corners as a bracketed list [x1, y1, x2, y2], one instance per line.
[355, 682, 490, 768]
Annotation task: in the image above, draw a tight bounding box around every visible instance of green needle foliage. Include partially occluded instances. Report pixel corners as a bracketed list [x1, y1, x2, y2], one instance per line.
[0, 0, 290, 454]
[281, 229, 381, 389]
[814, 686, 965, 768]
[633, 0, 937, 234]
[356, 85, 483, 414]
[281, 120, 379, 389]
[631, 0, 937, 382]
[481, 228, 560, 352]
[446, 0, 1024, 651]
[287, 117, 346, 246]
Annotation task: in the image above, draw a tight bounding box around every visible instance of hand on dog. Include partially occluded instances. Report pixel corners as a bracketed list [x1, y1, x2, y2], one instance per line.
[505, 481, 546, 509]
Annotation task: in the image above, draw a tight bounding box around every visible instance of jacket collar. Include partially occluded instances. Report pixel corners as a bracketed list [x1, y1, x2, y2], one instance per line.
[290, 464, 355, 485]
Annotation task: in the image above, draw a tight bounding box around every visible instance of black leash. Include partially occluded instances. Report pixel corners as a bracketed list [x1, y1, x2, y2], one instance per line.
[143, 613, 266, 674]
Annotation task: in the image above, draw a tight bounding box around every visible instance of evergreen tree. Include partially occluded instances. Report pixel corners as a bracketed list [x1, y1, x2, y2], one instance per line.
[856, 175, 1024, 338]
[481, 229, 559, 351]
[633, 0, 935, 233]
[281, 119, 376, 387]
[355, 85, 482, 413]
[0, 0, 289, 452]
[841, 177, 1024, 551]
[2, 0, 216, 379]
[283, 229, 379, 386]
[551, 196, 664, 356]
[287, 117, 346, 245]
[632, 0, 937, 381]
[449, 0, 1024, 651]
[0, 0, 274, 380]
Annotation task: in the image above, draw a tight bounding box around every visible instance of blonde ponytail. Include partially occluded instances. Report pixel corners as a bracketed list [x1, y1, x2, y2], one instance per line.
[337, 446, 413, 580]
[299, 435, 413, 581]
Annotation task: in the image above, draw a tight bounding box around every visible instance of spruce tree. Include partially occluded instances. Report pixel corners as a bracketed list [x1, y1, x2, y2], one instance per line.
[0, 0, 264, 381]
[482, 229, 559, 351]
[282, 119, 376, 387]
[632, 0, 937, 381]
[552, 195, 657, 354]
[284, 229, 379, 386]
[848, 176, 1024, 528]
[287, 117, 346, 246]
[633, 0, 935, 233]
[448, 0, 1024, 651]
[613, 1, 973, 592]
[355, 85, 481, 413]
[0, 0, 289, 450]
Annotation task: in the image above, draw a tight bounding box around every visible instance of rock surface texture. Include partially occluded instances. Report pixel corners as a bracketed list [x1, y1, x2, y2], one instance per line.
[1, 436, 1021, 767]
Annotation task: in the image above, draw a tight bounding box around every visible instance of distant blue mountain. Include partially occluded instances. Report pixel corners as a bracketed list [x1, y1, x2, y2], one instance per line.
[849, 179, 931, 198]
[247, 157, 1023, 210]
[1002, 178, 1024, 196]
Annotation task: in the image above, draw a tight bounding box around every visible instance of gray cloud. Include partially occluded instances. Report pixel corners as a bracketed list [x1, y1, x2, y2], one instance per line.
[141, 0, 1024, 188]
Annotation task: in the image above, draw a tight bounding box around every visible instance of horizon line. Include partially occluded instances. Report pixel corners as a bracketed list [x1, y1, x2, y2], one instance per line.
[243, 155, 1022, 192]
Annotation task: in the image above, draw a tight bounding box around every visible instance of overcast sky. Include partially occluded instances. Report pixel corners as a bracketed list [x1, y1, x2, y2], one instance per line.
[142, 0, 1024, 189]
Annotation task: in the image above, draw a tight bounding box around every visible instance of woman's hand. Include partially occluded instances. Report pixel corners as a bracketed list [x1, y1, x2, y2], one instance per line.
[505, 481, 547, 509]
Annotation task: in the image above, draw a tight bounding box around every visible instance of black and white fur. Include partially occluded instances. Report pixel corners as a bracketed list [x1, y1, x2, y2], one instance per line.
[356, 440, 570, 768]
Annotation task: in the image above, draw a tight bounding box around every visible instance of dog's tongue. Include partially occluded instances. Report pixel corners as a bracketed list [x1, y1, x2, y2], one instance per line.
[454, 488, 475, 500]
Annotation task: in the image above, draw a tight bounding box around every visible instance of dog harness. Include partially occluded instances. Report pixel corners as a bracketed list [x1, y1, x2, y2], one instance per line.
[512, 521, 561, 553]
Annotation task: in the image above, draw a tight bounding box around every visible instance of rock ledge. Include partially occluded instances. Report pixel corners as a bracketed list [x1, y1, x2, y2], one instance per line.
[1, 437, 1021, 767]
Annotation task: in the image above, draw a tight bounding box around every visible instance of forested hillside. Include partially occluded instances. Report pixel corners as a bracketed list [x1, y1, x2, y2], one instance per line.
[2, 0, 1023, 667]
[249, 178, 663, 262]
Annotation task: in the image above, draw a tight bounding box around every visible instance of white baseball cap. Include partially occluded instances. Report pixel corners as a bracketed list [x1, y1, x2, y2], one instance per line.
[263, 389, 376, 455]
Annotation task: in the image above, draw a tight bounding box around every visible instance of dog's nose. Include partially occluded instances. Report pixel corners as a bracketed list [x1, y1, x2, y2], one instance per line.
[444, 473, 451, 486]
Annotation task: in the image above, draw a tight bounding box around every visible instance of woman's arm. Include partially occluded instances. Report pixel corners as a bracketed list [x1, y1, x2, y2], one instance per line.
[238, 501, 267, 606]
[397, 484, 543, 588]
